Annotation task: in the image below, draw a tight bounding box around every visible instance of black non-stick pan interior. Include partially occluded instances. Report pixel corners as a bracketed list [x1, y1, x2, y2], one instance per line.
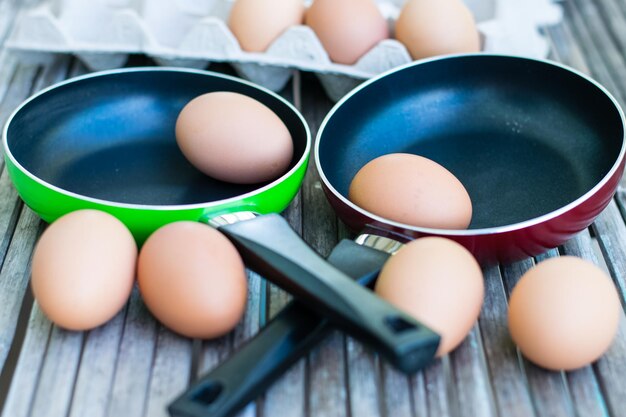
[318, 55, 624, 229]
[6, 69, 308, 206]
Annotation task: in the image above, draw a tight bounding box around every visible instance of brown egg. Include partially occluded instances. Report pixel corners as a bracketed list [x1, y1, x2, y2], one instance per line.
[375, 237, 484, 356]
[508, 256, 621, 371]
[395, 0, 480, 60]
[137, 222, 247, 339]
[229, 0, 305, 52]
[31, 210, 137, 331]
[305, 0, 389, 65]
[349, 153, 472, 229]
[176, 92, 294, 184]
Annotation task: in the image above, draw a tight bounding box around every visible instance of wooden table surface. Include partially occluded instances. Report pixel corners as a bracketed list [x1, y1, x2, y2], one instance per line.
[1, 1, 626, 416]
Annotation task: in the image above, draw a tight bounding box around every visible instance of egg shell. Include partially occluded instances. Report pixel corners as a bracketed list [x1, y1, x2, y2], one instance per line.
[305, 0, 389, 65]
[395, 0, 480, 60]
[348, 153, 472, 229]
[31, 209, 137, 331]
[375, 237, 484, 356]
[175, 91, 294, 184]
[228, 0, 305, 52]
[508, 256, 621, 371]
[137, 221, 247, 339]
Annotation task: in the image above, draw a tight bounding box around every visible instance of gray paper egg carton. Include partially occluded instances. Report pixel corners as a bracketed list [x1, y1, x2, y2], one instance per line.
[6, 0, 563, 101]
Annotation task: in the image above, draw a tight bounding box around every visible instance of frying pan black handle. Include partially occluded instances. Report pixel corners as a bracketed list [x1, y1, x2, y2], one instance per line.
[167, 239, 389, 417]
[218, 214, 440, 373]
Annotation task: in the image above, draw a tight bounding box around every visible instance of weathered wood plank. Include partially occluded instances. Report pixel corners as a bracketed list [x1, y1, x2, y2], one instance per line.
[67, 308, 127, 417]
[0, 205, 42, 374]
[0, 62, 38, 166]
[594, 198, 626, 302]
[196, 334, 231, 377]
[449, 326, 496, 417]
[545, 10, 591, 74]
[106, 288, 158, 417]
[261, 286, 306, 413]
[424, 358, 454, 417]
[230, 271, 262, 417]
[591, 318, 626, 417]
[593, 0, 626, 58]
[1, 303, 51, 417]
[577, 0, 626, 100]
[0, 0, 19, 46]
[380, 363, 412, 417]
[308, 331, 348, 416]
[411, 370, 428, 417]
[563, 0, 625, 104]
[299, 75, 337, 260]
[0, 168, 21, 271]
[580, 202, 626, 417]
[260, 354, 307, 417]
[0, 51, 18, 121]
[143, 328, 193, 417]
[345, 340, 381, 417]
[611, 0, 626, 19]
[565, 367, 608, 417]
[28, 327, 84, 417]
[520, 367, 575, 417]
[478, 265, 535, 416]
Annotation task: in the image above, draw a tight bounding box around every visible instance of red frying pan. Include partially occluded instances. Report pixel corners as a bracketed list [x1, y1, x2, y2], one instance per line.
[315, 54, 626, 264]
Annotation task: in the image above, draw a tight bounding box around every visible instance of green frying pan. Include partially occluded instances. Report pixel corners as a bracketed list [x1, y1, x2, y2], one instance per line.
[3, 67, 308, 243]
[3, 67, 440, 374]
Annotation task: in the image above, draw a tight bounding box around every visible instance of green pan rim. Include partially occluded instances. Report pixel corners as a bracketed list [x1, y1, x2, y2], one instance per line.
[2, 66, 311, 211]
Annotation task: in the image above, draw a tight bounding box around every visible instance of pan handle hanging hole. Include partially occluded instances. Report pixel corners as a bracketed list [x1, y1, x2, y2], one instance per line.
[385, 315, 417, 333]
[190, 381, 224, 406]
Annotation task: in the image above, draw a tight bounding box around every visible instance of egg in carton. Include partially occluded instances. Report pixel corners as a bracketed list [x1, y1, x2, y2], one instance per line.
[6, 0, 563, 101]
